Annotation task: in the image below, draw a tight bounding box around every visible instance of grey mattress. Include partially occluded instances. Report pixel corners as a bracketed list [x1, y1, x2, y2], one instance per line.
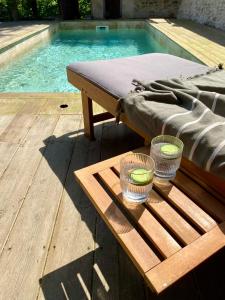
[67, 53, 210, 98]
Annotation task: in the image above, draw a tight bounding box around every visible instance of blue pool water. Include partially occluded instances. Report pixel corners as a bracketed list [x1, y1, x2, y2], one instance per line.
[0, 29, 168, 92]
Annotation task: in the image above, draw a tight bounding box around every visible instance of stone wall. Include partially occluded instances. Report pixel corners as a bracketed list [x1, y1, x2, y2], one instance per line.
[122, 0, 180, 18]
[177, 0, 225, 31]
[91, 0, 180, 19]
[91, 0, 225, 31]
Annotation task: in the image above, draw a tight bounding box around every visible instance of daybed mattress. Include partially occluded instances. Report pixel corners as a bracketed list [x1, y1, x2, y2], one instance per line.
[67, 53, 210, 98]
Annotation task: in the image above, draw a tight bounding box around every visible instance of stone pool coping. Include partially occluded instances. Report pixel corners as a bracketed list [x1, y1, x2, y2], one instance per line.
[148, 18, 225, 67]
[0, 22, 52, 54]
[0, 19, 225, 69]
[0, 21, 59, 67]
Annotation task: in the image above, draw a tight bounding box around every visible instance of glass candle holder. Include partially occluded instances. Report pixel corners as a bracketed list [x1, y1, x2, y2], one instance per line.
[120, 153, 155, 203]
[150, 135, 184, 180]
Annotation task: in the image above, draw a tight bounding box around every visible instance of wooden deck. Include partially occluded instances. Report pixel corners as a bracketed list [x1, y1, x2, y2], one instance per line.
[0, 93, 224, 299]
[148, 19, 225, 67]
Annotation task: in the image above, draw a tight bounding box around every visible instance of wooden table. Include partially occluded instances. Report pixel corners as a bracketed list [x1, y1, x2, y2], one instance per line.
[75, 147, 225, 294]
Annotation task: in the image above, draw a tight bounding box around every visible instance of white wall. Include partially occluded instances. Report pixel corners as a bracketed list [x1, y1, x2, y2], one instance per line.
[177, 0, 225, 31]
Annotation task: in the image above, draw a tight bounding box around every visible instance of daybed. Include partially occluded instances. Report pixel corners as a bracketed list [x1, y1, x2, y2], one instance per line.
[67, 53, 225, 197]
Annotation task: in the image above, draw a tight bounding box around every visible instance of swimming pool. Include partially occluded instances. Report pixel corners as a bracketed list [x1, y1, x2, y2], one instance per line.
[0, 29, 170, 92]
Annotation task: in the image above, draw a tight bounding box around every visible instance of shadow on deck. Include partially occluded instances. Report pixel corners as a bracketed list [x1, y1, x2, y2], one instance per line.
[167, 19, 225, 48]
[39, 122, 225, 300]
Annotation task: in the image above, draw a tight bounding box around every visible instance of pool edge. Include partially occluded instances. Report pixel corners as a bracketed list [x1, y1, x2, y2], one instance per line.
[0, 23, 59, 68]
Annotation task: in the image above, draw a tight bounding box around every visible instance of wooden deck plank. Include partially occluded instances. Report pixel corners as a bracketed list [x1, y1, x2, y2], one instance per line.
[21, 114, 58, 147]
[0, 121, 75, 299]
[92, 218, 120, 300]
[0, 110, 21, 177]
[101, 121, 143, 157]
[173, 171, 225, 222]
[0, 101, 25, 115]
[38, 208, 96, 300]
[0, 93, 77, 103]
[75, 123, 143, 178]
[0, 115, 15, 134]
[145, 273, 200, 300]
[52, 114, 82, 141]
[0, 115, 58, 254]
[38, 118, 102, 300]
[85, 122, 119, 300]
[192, 247, 225, 300]
[0, 94, 46, 116]
[39, 94, 82, 115]
[145, 221, 225, 294]
[0, 142, 20, 178]
[118, 246, 147, 300]
[154, 182, 217, 233]
[0, 99, 47, 143]
[98, 168, 181, 258]
[0, 114, 36, 143]
[32, 93, 104, 115]
[17, 98, 46, 114]
[76, 151, 130, 178]
[148, 19, 225, 66]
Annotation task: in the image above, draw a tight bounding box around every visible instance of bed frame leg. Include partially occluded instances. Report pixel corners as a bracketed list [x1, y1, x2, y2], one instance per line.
[144, 138, 151, 146]
[81, 91, 95, 140]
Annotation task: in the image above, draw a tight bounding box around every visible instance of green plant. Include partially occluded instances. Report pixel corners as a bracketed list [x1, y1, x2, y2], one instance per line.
[38, 0, 59, 18]
[79, 0, 91, 18]
[0, 0, 9, 20]
[0, 0, 91, 20]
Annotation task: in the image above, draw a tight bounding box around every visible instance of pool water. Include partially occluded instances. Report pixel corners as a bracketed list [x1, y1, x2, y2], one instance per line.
[0, 29, 168, 92]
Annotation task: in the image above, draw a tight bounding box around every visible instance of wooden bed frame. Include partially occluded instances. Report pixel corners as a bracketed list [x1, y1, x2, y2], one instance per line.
[67, 69, 225, 199]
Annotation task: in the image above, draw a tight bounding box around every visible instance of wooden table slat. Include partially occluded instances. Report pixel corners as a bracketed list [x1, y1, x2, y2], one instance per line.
[98, 168, 182, 258]
[146, 190, 201, 245]
[154, 182, 217, 233]
[145, 221, 225, 294]
[76, 174, 161, 274]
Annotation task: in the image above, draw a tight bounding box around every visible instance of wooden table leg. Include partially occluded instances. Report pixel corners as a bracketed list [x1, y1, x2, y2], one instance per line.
[81, 91, 95, 140]
[144, 138, 151, 146]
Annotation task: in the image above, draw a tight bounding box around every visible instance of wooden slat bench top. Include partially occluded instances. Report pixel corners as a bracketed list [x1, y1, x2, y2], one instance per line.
[75, 147, 225, 294]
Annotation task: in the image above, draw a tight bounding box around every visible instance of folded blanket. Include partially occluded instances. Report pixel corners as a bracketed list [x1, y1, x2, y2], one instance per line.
[118, 69, 225, 179]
